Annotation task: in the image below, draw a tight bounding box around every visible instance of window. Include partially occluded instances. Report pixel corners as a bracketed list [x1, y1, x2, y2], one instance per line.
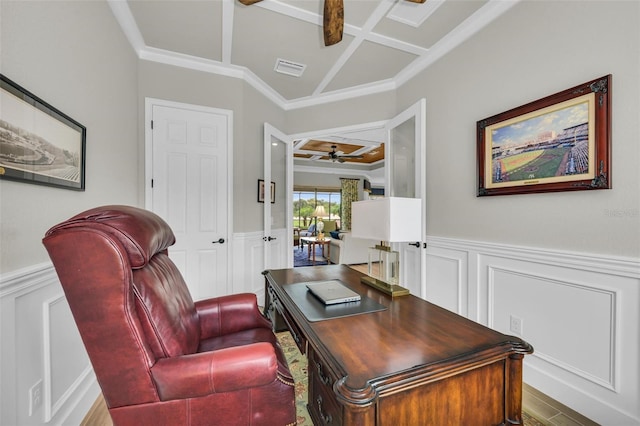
[293, 188, 341, 230]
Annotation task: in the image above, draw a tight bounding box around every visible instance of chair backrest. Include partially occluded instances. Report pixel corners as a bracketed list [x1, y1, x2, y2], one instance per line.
[43, 205, 200, 408]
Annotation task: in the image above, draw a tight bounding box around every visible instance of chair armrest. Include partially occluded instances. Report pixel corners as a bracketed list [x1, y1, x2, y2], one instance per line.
[151, 342, 278, 400]
[195, 293, 272, 339]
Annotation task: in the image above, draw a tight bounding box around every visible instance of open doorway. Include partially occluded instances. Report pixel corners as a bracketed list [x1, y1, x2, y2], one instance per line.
[290, 121, 387, 267]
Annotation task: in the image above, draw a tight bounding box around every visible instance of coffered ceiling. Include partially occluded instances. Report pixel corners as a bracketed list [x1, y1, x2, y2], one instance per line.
[109, 0, 516, 175]
[109, 0, 518, 110]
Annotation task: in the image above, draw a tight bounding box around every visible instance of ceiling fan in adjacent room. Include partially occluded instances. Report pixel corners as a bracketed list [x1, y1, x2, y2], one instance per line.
[328, 145, 364, 163]
[237, 0, 426, 46]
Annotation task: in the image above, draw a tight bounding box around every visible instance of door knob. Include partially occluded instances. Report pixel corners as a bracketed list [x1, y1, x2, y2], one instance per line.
[268, 236, 277, 241]
[408, 242, 420, 247]
[212, 238, 225, 244]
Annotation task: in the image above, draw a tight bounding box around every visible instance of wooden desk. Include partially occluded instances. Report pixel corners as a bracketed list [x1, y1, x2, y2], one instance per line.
[264, 265, 533, 426]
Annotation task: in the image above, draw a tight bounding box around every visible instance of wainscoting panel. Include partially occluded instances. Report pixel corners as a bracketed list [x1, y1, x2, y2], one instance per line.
[426, 236, 640, 425]
[488, 265, 616, 389]
[43, 294, 92, 421]
[0, 263, 99, 426]
[232, 229, 288, 305]
[424, 246, 468, 315]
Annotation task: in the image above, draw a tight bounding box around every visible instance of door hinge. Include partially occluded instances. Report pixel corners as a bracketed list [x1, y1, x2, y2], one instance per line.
[151, 179, 154, 188]
[150, 120, 154, 129]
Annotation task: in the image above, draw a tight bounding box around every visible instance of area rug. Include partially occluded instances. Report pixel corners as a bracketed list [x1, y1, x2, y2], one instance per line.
[293, 244, 329, 267]
[276, 331, 546, 425]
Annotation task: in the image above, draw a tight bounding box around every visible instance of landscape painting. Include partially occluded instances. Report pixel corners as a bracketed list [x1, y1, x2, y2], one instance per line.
[477, 75, 611, 196]
[0, 74, 86, 190]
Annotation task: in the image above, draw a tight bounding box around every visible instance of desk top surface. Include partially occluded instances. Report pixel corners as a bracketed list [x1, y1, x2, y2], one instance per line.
[266, 265, 533, 392]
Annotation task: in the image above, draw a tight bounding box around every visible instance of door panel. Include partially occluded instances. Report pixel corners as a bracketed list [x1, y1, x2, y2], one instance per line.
[386, 99, 426, 298]
[264, 124, 293, 269]
[147, 100, 231, 300]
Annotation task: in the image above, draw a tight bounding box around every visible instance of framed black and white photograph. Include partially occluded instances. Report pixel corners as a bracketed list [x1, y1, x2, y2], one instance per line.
[0, 74, 86, 190]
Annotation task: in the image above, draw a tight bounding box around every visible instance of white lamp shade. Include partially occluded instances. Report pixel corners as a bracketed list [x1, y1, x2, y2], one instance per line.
[313, 205, 326, 217]
[351, 197, 422, 242]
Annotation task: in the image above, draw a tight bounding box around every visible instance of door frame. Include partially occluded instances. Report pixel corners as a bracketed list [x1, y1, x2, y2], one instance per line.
[143, 97, 234, 289]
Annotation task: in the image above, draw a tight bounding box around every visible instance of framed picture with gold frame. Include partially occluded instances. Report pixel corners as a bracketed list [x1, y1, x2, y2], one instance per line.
[477, 75, 611, 196]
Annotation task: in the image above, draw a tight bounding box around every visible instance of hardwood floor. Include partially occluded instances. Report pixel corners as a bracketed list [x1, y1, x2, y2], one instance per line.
[82, 386, 597, 426]
[80, 394, 111, 426]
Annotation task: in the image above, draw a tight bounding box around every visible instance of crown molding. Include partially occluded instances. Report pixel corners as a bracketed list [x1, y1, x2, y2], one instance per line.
[108, 0, 518, 111]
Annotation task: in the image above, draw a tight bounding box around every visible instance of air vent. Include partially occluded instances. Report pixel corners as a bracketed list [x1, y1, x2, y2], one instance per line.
[274, 58, 306, 77]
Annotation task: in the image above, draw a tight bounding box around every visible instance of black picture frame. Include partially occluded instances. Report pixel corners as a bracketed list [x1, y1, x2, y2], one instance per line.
[258, 179, 275, 203]
[0, 74, 86, 190]
[477, 75, 611, 196]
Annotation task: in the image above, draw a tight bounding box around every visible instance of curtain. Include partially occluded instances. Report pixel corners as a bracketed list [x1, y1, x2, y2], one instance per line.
[340, 178, 359, 231]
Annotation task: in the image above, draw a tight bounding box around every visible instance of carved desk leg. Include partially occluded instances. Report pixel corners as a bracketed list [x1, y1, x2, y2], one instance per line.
[506, 353, 525, 425]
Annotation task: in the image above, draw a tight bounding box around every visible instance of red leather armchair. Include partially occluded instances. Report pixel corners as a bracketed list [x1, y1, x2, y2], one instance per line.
[43, 206, 296, 426]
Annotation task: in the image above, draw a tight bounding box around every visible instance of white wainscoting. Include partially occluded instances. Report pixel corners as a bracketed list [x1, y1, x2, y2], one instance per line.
[0, 263, 100, 426]
[232, 230, 267, 302]
[4, 236, 637, 425]
[231, 229, 288, 306]
[426, 236, 640, 426]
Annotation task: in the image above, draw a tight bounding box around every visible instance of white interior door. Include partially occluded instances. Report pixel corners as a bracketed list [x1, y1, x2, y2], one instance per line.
[386, 99, 426, 298]
[146, 99, 232, 300]
[263, 123, 293, 269]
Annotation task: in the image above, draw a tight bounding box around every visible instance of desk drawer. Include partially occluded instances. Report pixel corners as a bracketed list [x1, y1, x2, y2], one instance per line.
[308, 348, 343, 425]
[266, 282, 307, 353]
[280, 306, 307, 354]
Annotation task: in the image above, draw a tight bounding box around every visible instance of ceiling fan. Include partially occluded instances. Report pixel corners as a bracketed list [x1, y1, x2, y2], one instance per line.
[328, 145, 364, 163]
[237, 0, 426, 47]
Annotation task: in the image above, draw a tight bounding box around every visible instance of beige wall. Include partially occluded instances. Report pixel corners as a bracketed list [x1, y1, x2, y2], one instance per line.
[397, 0, 640, 258]
[0, 1, 139, 274]
[1, 0, 637, 280]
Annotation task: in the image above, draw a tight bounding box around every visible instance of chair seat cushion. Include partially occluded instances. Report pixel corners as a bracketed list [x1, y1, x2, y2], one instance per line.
[198, 328, 292, 380]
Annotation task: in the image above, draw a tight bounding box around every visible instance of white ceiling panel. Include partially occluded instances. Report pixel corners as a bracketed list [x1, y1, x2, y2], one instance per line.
[128, 0, 222, 61]
[324, 39, 417, 93]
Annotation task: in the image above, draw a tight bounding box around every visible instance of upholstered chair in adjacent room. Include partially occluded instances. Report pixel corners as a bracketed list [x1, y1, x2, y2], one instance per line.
[42, 205, 296, 426]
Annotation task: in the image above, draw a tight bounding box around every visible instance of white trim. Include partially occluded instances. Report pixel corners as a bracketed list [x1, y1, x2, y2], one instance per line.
[0, 262, 55, 297]
[107, 0, 145, 54]
[427, 236, 640, 278]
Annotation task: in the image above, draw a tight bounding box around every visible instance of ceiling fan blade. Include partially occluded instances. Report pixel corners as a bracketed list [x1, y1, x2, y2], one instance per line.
[237, 0, 262, 5]
[405, 0, 427, 3]
[323, 0, 344, 46]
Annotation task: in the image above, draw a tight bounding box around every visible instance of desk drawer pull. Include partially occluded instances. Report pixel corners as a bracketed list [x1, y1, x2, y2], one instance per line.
[316, 395, 333, 424]
[315, 361, 331, 385]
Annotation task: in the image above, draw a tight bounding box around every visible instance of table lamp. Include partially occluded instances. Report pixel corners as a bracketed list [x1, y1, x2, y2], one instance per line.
[351, 197, 422, 297]
[313, 205, 326, 238]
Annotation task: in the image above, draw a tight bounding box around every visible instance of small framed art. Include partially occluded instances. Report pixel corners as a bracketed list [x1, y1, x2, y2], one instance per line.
[258, 179, 275, 203]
